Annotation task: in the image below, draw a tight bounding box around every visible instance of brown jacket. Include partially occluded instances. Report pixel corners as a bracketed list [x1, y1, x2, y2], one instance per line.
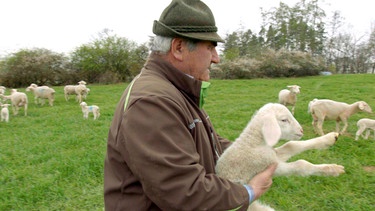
[104, 53, 249, 210]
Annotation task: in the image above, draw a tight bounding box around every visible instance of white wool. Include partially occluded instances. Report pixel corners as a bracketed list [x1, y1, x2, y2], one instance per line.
[216, 103, 344, 211]
[308, 98, 373, 135]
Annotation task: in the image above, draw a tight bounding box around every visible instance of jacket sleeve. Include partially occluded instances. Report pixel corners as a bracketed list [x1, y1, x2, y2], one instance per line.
[121, 96, 249, 211]
[217, 135, 232, 152]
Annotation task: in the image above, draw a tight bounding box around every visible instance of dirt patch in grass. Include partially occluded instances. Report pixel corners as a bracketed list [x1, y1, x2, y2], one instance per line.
[363, 166, 375, 172]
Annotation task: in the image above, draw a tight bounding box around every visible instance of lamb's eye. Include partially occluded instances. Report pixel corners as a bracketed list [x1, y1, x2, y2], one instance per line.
[281, 119, 289, 123]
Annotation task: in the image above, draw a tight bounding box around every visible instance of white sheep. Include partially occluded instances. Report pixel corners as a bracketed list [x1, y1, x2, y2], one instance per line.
[215, 103, 345, 211]
[278, 85, 300, 115]
[80, 102, 100, 120]
[308, 98, 373, 135]
[355, 118, 375, 141]
[26, 83, 55, 106]
[0, 89, 28, 116]
[0, 86, 6, 94]
[1, 103, 10, 122]
[76, 80, 86, 85]
[64, 82, 89, 103]
[0, 86, 6, 103]
[75, 85, 90, 103]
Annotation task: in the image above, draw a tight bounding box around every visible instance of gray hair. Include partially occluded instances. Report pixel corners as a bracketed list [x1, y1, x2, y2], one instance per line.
[149, 36, 198, 54]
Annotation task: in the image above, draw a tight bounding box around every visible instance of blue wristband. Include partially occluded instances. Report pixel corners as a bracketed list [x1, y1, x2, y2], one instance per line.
[244, 184, 255, 203]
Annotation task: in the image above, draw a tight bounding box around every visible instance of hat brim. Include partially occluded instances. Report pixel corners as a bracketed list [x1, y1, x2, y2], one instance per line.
[153, 20, 225, 43]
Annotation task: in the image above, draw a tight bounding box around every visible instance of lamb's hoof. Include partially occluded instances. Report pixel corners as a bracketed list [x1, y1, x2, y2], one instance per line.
[323, 164, 345, 176]
[319, 132, 340, 148]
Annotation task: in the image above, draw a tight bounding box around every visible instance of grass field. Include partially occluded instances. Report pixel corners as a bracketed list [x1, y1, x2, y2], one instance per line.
[1, 74, 374, 210]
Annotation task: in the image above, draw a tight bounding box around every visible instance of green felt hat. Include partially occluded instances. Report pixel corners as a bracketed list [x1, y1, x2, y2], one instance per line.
[153, 0, 224, 43]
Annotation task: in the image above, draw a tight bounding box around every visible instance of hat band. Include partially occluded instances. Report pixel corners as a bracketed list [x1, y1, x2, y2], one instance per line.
[170, 25, 218, 33]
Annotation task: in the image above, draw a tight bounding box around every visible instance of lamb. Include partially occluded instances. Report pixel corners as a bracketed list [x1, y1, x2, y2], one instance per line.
[308, 98, 372, 135]
[0, 86, 6, 94]
[26, 83, 55, 106]
[0, 89, 28, 116]
[64, 81, 89, 102]
[1, 103, 10, 122]
[278, 85, 300, 115]
[75, 85, 89, 103]
[80, 102, 100, 120]
[355, 118, 375, 141]
[215, 103, 345, 211]
[0, 86, 6, 103]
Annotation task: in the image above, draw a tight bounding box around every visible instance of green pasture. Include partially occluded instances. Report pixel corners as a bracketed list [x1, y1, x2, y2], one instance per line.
[1, 74, 374, 210]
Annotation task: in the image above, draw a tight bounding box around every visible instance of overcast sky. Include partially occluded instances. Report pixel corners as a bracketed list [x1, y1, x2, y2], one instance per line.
[1, 0, 374, 56]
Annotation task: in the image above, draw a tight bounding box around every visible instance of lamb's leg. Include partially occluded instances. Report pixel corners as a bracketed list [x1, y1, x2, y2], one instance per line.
[312, 119, 318, 134]
[355, 127, 365, 141]
[317, 120, 325, 135]
[275, 132, 339, 161]
[291, 105, 295, 115]
[364, 129, 370, 140]
[12, 105, 17, 115]
[275, 160, 345, 177]
[340, 120, 348, 134]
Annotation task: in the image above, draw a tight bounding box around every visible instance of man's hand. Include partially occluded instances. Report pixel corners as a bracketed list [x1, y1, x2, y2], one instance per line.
[248, 163, 277, 201]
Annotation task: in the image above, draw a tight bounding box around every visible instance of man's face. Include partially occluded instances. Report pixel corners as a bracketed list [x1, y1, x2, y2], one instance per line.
[183, 41, 220, 81]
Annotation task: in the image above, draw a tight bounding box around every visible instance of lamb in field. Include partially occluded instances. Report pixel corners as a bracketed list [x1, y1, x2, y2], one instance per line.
[215, 103, 345, 211]
[1, 103, 10, 122]
[75, 85, 90, 103]
[355, 118, 375, 141]
[26, 83, 55, 106]
[80, 102, 100, 120]
[0, 89, 28, 116]
[0, 86, 6, 94]
[278, 85, 300, 115]
[64, 81, 89, 103]
[308, 98, 372, 135]
[0, 86, 6, 103]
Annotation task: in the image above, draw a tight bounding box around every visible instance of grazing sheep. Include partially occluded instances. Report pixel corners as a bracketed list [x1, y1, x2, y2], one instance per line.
[308, 98, 373, 135]
[0, 89, 28, 116]
[216, 103, 344, 211]
[64, 81, 89, 102]
[355, 118, 375, 141]
[1, 103, 10, 122]
[26, 83, 55, 106]
[75, 85, 89, 103]
[80, 102, 100, 120]
[278, 85, 301, 115]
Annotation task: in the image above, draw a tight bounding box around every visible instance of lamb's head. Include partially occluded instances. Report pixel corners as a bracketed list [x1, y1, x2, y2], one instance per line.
[287, 85, 301, 94]
[26, 83, 38, 91]
[80, 102, 87, 107]
[358, 101, 372, 113]
[258, 103, 303, 146]
[78, 80, 87, 85]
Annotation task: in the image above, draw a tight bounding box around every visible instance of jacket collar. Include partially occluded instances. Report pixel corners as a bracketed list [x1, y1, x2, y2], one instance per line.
[144, 53, 204, 107]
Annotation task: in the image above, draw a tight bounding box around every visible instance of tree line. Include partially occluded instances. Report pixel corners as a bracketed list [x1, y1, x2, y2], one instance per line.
[219, 0, 375, 78]
[1, 0, 374, 87]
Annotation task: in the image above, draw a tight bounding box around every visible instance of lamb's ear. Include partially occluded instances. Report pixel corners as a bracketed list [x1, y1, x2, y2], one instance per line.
[261, 115, 281, 146]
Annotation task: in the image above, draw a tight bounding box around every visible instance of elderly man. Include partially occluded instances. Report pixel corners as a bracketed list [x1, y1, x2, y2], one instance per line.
[104, 0, 276, 210]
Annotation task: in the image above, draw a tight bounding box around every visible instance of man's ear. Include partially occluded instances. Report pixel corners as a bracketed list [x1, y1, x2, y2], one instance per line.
[171, 38, 184, 61]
